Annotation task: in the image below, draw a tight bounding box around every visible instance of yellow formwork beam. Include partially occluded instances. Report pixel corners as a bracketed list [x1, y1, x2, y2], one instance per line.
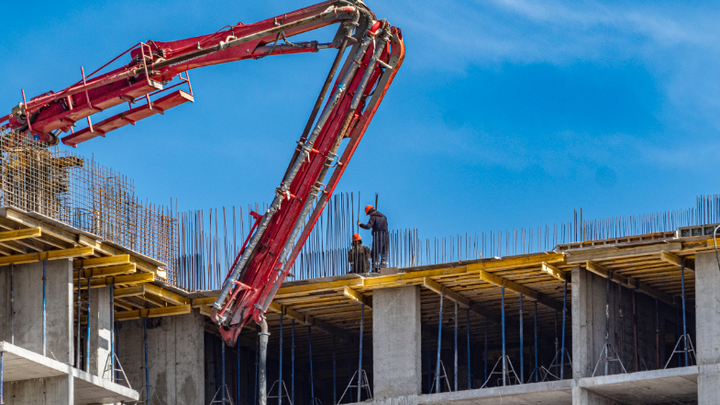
[268, 301, 357, 346]
[343, 286, 372, 307]
[585, 260, 675, 306]
[114, 304, 192, 321]
[74, 254, 130, 269]
[478, 270, 564, 311]
[143, 283, 190, 306]
[0, 227, 41, 242]
[113, 285, 145, 298]
[0, 246, 94, 266]
[74, 263, 136, 279]
[422, 278, 470, 308]
[75, 272, 154, 290]
[541, 262, 567, 282]
[660, 251, 695, 274]
[276, 252, 566, 297]
[192, 296, 217, 308]
[422, 277, 502, 324]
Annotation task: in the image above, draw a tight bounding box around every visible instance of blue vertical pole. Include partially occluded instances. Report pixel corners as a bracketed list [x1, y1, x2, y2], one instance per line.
[519, 294, 524, 384]
[10, 265, 14, 345]
[483, 319, 488, 383]
[435, 292, 444, 393]
[466, 308, 471, 389]
[454, 302, 458, 392]
[534, 302, 538, 382]
[86, 265, 91, 371]
[426, 354, 431, 393]
[144, 318, 150, 404]
[279, 314, 283, 405]
[681, 261, 688, 367]
[110, 286, 114, 382]
[1, 351, 4, 405]
[309, 326, 315, 402]
[237, 341, 241, 405]
[501, 286, 506, 386]
[222, 338, 227, 405]
[42, 260, 47, 357]
[560, 280, 568, 380]
[358, 304, 365, 402]
[76, 270, 82, 368]
[291, 320, 295, 405]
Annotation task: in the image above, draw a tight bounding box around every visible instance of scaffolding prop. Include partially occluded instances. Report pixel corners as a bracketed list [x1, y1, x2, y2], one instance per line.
[541, 280, 572, 381]
[465, 307, 471, 389]
[482, 286, 520, 388]
[434, 290, 446, 393]
[210, 336, 233, 405]
[429, 360, 452, 393]
[339, 302, 372, 402]
[592, 276, 627, 377]
[128, 318, 162, 405]
[665, 260, 696, 368]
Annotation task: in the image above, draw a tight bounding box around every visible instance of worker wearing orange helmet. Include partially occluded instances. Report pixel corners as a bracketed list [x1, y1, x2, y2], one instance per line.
[357, 205, 389, 269]
[348, 233, 372, 274]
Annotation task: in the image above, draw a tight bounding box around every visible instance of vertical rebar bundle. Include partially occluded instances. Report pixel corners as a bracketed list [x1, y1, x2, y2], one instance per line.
[3, 131, 720, 291]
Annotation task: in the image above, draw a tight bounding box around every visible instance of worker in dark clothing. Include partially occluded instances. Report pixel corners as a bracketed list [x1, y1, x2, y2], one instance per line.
[348, 233, 372, 274]
[357, 205, 389, 269]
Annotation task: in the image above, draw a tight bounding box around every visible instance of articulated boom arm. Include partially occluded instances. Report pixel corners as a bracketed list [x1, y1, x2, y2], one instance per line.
[2, 1, 404, 346]
[0, 1, 393, 148]
[210, 5, 404, 346]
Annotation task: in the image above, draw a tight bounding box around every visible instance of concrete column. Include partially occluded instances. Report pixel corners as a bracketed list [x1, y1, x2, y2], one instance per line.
[117, 310, 205, 404]
[4, 374, 74, 404]
[89, 286, 112, 377]
[695, 252, 720, 404]
[0, 265, 13, 343]
[372, 285, 422, 399]
[0, 260, 73, 363]
[572, 266, 622, 379]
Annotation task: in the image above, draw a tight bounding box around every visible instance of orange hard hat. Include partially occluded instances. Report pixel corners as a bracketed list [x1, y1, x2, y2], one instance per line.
[352, 233, 362, 242]
[364, 205, 374, 214]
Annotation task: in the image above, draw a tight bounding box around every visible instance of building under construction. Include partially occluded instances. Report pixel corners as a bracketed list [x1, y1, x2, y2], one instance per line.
[0, 132, 717, 405]
[0, 2, 717, 403]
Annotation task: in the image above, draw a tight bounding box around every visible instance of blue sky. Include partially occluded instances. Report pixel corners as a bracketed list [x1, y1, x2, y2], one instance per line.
[2, 0, 719, 239]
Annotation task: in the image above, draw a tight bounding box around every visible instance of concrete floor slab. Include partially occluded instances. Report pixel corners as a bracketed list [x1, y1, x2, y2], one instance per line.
[417, 380, 574, 405]
[579, 366, 698, 405]
[1, 341, 139, 404]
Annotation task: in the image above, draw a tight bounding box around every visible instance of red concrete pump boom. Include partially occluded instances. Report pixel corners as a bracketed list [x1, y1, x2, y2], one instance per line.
[1, 1, 404, 346]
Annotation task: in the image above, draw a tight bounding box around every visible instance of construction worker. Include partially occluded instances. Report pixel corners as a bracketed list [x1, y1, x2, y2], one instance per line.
[357, 205, 389, 269]
[348, 233, 372, 273]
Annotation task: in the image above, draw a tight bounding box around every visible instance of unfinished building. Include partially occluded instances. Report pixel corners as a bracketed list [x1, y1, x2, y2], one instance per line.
[0, 138, 716, 405]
